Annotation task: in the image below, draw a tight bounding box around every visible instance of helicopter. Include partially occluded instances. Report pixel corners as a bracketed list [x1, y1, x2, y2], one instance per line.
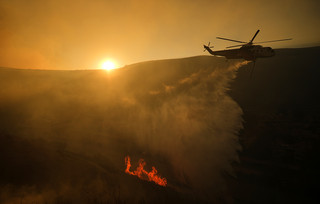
[203, 30, 292, 76]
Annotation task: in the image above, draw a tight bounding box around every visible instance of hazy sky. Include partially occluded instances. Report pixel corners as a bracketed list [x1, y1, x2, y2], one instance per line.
[1, 0, 319, 69]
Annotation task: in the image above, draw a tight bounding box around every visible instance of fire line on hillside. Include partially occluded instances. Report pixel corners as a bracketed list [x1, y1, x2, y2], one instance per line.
[125, 156, 167, 187]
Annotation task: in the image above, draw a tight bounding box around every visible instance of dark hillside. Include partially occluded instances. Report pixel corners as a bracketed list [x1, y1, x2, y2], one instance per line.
[229, 46, 320, 203]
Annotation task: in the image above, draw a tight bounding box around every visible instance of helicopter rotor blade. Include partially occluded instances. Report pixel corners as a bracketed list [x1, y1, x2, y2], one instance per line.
[250, 29, 260, 43]
[216, 37, 246, 44]
[226, 44, 245, 48]
[254, 38, 293, 44]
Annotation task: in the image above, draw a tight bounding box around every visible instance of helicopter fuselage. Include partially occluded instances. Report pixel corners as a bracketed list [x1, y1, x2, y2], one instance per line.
[206, 45, 275, 61]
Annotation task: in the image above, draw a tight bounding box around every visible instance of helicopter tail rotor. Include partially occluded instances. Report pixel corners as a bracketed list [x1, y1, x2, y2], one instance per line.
[203, 42, 214, 52]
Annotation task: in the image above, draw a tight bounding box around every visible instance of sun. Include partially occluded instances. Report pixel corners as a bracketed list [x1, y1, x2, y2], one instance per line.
[101, 60, 117, 71]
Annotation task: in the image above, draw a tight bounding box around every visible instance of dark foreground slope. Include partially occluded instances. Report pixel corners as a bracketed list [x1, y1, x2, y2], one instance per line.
[229, 46, 320, 203]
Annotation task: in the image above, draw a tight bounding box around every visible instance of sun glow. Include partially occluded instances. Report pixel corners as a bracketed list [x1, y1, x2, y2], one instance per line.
[101, 60, 117, 71]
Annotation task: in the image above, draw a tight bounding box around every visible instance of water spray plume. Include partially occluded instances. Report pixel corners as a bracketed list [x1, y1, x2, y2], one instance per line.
[125, 156, 167, 187]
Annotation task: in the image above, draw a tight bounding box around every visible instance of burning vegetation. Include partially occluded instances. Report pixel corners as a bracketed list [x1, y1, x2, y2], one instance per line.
[125, 156, 167, 187]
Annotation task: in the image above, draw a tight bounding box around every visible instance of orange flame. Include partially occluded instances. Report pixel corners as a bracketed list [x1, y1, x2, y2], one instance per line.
[125, 156, 167, 187]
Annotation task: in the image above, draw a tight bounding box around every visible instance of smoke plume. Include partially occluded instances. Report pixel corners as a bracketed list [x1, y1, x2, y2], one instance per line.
[0, 57, 248, 203]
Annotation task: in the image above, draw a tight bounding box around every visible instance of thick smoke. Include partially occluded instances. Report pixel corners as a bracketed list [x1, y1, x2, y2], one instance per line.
[0, 57, 248, 203]
[125, 61, 247, 193]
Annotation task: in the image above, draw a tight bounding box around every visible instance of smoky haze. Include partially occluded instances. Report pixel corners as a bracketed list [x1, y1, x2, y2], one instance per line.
[0, 0, 319, 69]
[0, 57, 247, 203]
